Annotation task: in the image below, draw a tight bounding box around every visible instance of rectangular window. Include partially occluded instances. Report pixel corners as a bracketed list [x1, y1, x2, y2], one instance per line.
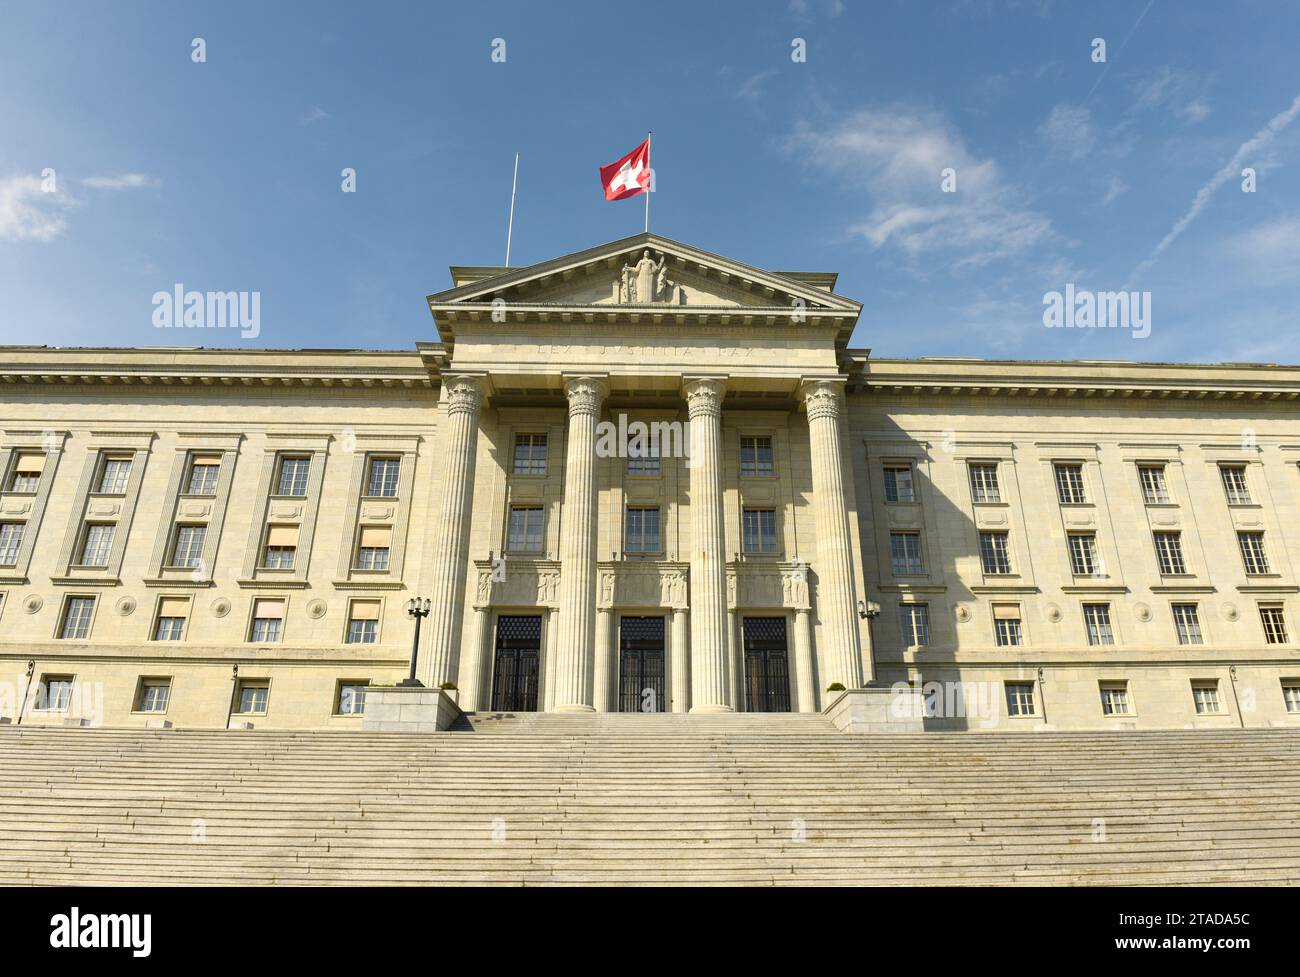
[993, 604, 1022, 646]
[968, 463, 1000, 503]
[1054, 463, 1086, 504]
[739, 436, 775, 477]
[1084, 603, 1114, 646]
[78, 523, 114, 567]
[507, 506, 544, 553]
[512, 434, 548, 476]
[261, 525, 298, 570]
[136, 678, 171, 713]
[883, 464, 915, 503]
[59, 596, 95, 639]
[153, 597, 189, 641]
[624, 506, 661, 555]
[1192, 681, 1221, 715]
[1005, 682, 1036, 717]
[741, 508, 778, 554]
[6, 452, 45, 493]
[355, 526, 392, 570]
[1138, 465, 1169, 504]
[337, 682, 369, 716]
[186, 455, 221, 496]
[96, 456, 132, 495]
[1153, 531, 1186, 575]
[979, 531, 1012, 575]
[1220, 465, 1251, 505]
[1068, 533, 1098, 576]
[365, 457, 401, 498]
[39, 674, 74, 711]
[1172, 603, 1203, 645]
[275, 456, 311, 497]
[1238, 532, 1270, 575]
[249, 599, 285, 643]
[170, 524, 206, 569]
[890, 531, 924, 575]
[899, 604, 929, 647]
[346, 600, 380, 644]
[1100, 683, 1130, 716]
[1283, 683, 1300, 714]
[1260, 605, 1289, 645]
[236, 680, 269, 715]
[0, 522, 24, 566]
[627, 440, 661, 476]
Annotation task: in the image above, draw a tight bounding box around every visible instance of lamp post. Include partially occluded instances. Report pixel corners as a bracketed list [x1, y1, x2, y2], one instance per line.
[400, 597, 431, 687]
[858, 599, 882, 686]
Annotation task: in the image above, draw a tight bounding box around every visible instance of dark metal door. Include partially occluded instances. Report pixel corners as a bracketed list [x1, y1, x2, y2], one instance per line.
[619, 616, 666, 712]
[742, 617, 791, 713]
[491, 615, 541, 711]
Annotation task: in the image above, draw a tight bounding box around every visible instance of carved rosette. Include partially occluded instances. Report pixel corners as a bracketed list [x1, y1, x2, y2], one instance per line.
[682, 378, 725, 420]
[564, 376, 607, 418]
[443, 375, 484, 416]
[802, 379, 844, 422]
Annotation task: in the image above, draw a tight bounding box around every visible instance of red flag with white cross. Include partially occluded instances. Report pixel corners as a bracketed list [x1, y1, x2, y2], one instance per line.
[599, 138, 650, 201]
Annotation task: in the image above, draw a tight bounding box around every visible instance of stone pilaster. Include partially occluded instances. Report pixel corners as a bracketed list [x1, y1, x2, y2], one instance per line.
[801, 378, 863, 692]
[670, 606, 689, 713]
[683, 377, 732, 712]
[793, 607, 815, 712]
[552, 376, 606, 712]
[422, 375, 485, 687]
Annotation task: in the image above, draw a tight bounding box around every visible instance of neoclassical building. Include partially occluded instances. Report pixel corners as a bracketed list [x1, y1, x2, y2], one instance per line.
[2, 232, 1300, 731]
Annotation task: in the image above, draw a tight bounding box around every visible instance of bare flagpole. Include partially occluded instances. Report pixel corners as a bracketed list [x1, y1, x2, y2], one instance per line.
[505, 151, 520, 266]
[644, 131, 652, 232]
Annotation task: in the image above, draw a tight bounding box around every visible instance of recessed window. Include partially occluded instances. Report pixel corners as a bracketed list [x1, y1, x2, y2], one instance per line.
[1191, 681, 1221, 715]
[993, 604, 1022, 646]
[186, 454, 221, 496]
[1053, 463, 1086, 504]
[346, 600, 380, 644]
[96, 456, 132, 495]
[0, 522, 24, 566]
[275, 456, 311, 497]
[249, 599, 285, 643]
[889, 531, 923, 575]
[739, 436, 774, 477]
[507, 506, 544, 553]
[1238, 531, 1270, 575]
[38, 674, 74, 711]
[1100, 682, 1130, 716]
[627, 440, 661, 476]
[512, 434, 547, 476]
[355, 526, 392, 570]
[6, 452, 45, 493]
[625, 506, 661, 555]
[78, 523, 115, 568]
[170, 524, 206, 569]
[153, 597, 189, 641]
[1138, 465, 1169, 504]
[883, 464, 915, 503]
[1005, 682, 1035, 717]
[968, 463, 1000, 503]
[366, 457, 401, 498]
[1068, 533, 1098, 576]
[1220, 465, 1251, 505]
[337, 681, 369, 716]
[899, 604, 929, 647]
[979, 531, 1012, 575]
[261, 525, 299, 570]
[1153, 531, 1186, 575]
[1084, 603, 1114, 646]
[1260, 605, 1289, 645]
[235, 680, 269, 715]
[1172, 603, 1203, 645]
[59, 596, 95, 639]
[741, 508, 778, 554]
[136, 678, 171, 713]
[1282, 682, 1300, 714]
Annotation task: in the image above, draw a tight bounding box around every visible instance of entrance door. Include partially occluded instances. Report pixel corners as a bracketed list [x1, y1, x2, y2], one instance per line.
[619, 615, 666, 712]
[742, 617, 791, 713]
[491, 615, 542, 711]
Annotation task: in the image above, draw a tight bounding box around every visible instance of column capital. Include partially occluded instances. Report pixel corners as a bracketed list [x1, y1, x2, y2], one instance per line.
[443, 374, 486, 415]
[681, 376, 727, 419]
[563, 375, 608, 417]
[799, 376, 847, 422]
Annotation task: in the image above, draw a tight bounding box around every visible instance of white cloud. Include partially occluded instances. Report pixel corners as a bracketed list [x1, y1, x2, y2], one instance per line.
[81, 173, 160, 190]
[1131, 67, 1212, 123]
[1039, 104, 1095, 160]
[1102, 174, 1129, 206]
[0, 174, 77, 242]
[299, 105, 329, 126]
[1179, 99, 1212, 123]
[1226, 216, 1300, 283]
[737, 70, 775, 102]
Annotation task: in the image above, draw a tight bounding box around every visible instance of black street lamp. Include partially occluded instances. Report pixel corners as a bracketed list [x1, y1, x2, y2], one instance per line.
[858, 598, 882, 686]
[400, 597, 431, 687]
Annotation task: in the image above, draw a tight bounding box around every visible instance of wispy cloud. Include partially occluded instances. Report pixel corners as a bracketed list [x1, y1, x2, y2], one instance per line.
[737, 70, 776, 101]
[81, 173, 160, 190]
[1131, 66, 1213, 123]
[1226, 215, 1300, 283]
[0, 174, 77, 242]
[789, 0, 844, 19]
[1039, 104, 1096, 159]
[299, 105, 329, 126]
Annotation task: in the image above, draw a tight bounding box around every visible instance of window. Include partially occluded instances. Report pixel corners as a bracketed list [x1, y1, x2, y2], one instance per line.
[0, 522, 23, 566]
[968, 463, 1000, 503]
[275, 456, 310, 497]
[235, 680, 269, 715]
[186, 455, 221, 496]
[59, 597, 95, 639]
[1238, 532, 1270, 575]
[153, 597, 189, 641]
[739, 436, 775, 477]
[355, 526, 392, 570]
[899, 604, 929, 647]
[6, 452, 44, 493]
[261, 525, 298, 570]
[1172, 603, 1203, 645]
[993, 604, 1022, 646]
[1283, 682, 1300, 714]
[625, 506, 661, 555]
[249, 599, 285, 643]
[627, 439, 660, 475]
[96, 456, 132, 495]
[890, 531, 924, 575]
[1138, 465, 1169, 504]
[1053, 463, 1086, 504]
[512, 434, 547, 476]
[136, 678, 171, 713]
[979, 532, 1012, 575]
[39, 674, 74, 711]
[337, 682, 369, 716]
[346, 600, 380, 644]
[1084, 603, 1114, 646]
[1191, 681, 1221, 715]
[883, 464, 915, 503]
[78, 523, 114, 567]
[170, 524, 206, 569]
[1068, 533, 1098, 576]
[1100, 683, 1130, 716]
[1153, 531, 1186, 575]
[1005, 682, 1036, 717]
[1220, 465, 1251, 505]
[366, 457, 401, 498]
[1260, 605, 1289, 645]
[741, 508, 778, 554]
[507, 506, 544, 553]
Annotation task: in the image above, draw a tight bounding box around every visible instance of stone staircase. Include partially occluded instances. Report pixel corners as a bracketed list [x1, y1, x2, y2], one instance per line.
[2, 713, 1299, 885]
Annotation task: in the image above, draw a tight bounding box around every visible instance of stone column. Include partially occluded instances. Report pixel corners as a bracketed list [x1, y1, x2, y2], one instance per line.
[422, 375, 484, 687]
[801, 378, 863, 690]
[593, 607, 613, 712]
[458, 604, 492, 711]
[793, 607, 815, 712]
[684, 378, 731, 712]
[552, 376, 607, 712]
[670, 606, 689, 713]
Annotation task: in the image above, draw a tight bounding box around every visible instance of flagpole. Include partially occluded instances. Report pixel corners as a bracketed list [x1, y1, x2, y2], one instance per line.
[644, 131, 651, 233]
[505, 151, 519, 266]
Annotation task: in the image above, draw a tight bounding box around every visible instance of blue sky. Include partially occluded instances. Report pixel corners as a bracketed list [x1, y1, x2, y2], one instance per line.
[3, 0, 1299, 363]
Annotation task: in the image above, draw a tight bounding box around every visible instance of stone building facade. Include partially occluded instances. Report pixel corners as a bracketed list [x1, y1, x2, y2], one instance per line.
[2, 232, 1299, 731]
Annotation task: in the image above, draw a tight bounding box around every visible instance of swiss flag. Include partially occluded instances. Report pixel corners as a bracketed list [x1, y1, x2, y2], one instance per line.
[599, 138, 650, 201]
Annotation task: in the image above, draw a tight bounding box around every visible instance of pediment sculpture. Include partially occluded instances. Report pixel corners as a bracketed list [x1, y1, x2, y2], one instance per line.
[615, 250, 681, 304]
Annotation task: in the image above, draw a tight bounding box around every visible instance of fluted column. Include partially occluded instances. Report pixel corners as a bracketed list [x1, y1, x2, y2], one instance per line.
[793, 607, 815, 712]
[552, 376, 607, 712]
[802, 378, 863, 690]
[670, 606, 689, 713]
[593, 607, 613, 712]
[422, 375, 485, 687]
[683, 377, 732, 712]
